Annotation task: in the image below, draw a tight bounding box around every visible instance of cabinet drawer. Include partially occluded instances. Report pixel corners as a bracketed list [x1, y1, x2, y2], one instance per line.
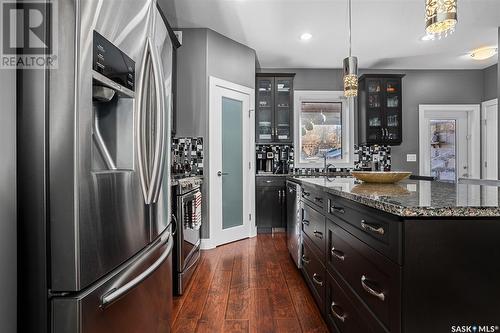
[326, 193, 402, 264]
[326, 270, 387, 333]
[301, 238, 326, 312]
[302, 202, 326, 255]
[302, 183, 325, 210]
[326, 219, 400, 332]
[256, 177, 286, 187]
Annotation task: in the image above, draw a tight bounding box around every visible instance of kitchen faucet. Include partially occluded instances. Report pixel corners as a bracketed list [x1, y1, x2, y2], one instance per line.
[324, 153, 336, 181]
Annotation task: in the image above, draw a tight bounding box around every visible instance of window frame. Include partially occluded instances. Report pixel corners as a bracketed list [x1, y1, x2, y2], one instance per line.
[293, 90, 354, 169]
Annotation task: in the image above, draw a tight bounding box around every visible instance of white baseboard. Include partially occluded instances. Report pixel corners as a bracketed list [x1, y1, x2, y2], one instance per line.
[200, 238, 217, 250]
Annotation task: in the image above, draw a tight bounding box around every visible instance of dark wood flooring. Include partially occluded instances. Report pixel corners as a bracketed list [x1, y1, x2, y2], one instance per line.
[172, 234, 328, 333]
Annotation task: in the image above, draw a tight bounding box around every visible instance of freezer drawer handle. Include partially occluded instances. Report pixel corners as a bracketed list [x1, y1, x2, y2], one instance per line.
[100, 233, 173, 308]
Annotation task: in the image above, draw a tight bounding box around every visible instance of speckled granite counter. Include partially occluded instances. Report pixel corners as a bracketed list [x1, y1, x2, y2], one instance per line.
[291, 176, 500, 217]
[171, 176, 203, 187]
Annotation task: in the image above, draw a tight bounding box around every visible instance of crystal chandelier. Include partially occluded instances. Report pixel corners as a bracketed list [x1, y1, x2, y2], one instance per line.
[343, 0, 358, 98]
[425, 0, 458, 38]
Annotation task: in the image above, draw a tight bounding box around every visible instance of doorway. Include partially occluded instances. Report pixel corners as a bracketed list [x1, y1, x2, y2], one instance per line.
[208, 77, 256, 247]
[481, 98, 498, 204]
[419, 104, 480, 182]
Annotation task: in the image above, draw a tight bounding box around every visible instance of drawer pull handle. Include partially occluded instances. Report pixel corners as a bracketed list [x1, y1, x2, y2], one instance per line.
[302, 219, 310, 226]
[313, 230, 323, 239]
[330, 302, 347, 322]
[331, 247, 345, 261]
[312, 273, 323, 286]
[330, 206, 345, 214]
[361, 220, 385, 235]
[361, 275, 385, 301]
[301, 255, 310, 264]
[265, 180, 273, 183]
[314, 197, 323, 203]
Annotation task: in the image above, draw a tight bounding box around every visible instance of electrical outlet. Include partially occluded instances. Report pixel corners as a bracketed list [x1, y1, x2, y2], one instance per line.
[407, 154, 417, 162]
[407, 184, 417, 192]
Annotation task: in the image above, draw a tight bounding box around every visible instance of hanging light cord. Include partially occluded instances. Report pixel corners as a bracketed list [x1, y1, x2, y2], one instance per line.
[348, 0, 352, 57]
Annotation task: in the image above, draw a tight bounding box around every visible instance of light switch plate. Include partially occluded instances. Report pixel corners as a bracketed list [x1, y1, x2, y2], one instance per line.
[407, 154, 417, 162]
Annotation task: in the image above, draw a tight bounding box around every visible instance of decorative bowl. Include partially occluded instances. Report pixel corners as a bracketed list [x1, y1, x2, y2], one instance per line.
[351, 183, 410, 197]
[350, 171, 411, 184]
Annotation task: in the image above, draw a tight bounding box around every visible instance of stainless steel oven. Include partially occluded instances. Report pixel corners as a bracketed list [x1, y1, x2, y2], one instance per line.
[172, 178, 202, 295]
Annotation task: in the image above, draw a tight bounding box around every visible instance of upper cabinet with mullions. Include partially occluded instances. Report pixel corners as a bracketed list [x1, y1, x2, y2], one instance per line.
[256, 73, 295, 144]
[358, 74, 405, 146]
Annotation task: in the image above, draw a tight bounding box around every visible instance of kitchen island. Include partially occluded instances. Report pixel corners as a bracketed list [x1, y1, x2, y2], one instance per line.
[289, 176, 500, 333]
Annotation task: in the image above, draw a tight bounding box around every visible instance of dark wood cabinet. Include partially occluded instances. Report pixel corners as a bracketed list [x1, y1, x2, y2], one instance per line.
[255, 177, 286, 232]
[295, 178, 500, 333]
[358, 74, 405, 146]
[256, 74, 295, 144]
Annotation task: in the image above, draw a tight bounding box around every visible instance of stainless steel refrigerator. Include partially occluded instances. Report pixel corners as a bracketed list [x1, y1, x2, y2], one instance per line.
[17, 1, 180, 332]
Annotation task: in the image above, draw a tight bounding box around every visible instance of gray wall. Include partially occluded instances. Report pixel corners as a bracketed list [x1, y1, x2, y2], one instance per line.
[176, 28, 256, 238]
[483, 64, 498, 101]
[259, 68, 485, 174]
[0, 69, 17, 332]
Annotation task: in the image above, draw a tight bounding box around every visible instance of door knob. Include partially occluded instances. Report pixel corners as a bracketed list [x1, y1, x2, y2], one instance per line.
[217, 171, 229, 177]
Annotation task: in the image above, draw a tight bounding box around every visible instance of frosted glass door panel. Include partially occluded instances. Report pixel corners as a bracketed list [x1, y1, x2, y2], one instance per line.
[222, 97, 243, 230]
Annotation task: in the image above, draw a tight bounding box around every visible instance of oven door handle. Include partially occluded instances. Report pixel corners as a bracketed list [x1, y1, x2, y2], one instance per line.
[171, 213, 178, 236]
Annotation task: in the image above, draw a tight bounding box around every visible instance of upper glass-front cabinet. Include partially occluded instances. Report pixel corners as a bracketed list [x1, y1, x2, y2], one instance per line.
[256, 74, 295, 143]
[358, 74, 405, 146]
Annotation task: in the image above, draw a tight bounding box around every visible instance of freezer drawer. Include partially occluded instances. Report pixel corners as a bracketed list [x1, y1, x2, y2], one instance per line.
[52, 230, 173, 333]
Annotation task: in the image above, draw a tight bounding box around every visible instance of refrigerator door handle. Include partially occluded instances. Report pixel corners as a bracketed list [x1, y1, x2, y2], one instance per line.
[146, 38, 166, 204]
[100, 232, 173, 308]
[137, 39, 153, 203]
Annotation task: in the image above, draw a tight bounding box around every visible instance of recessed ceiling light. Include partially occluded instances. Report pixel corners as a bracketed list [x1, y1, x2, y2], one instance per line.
[421, 34, 435, 41]
[300, 33, 312, 41]
[470, 47, 498, 60]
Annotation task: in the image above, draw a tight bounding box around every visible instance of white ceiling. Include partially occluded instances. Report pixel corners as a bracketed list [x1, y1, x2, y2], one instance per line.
[160, 0, 500, 70]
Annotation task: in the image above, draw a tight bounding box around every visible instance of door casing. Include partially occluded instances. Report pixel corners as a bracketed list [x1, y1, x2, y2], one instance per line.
[206, 77, 256, 249]
[418, 104, 480, 181]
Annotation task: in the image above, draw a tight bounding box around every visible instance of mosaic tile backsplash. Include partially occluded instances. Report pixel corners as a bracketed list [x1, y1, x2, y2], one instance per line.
[172, 137, 204, 176]
[258, 144, 392, 175]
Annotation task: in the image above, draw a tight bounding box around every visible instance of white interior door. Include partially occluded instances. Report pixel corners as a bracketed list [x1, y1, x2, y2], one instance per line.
[209, 77, 255, 247]
[419, 105, 480, 183]
[481, 99, 498, 204]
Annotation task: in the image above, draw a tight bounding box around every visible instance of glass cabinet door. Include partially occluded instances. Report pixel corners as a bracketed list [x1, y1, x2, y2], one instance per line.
[385, 79, 400, 108]
[383, 79, 402, 144]
[366, 79, 383, 144]
[274, 78, 293, 142]
[256, 77, 274, 142]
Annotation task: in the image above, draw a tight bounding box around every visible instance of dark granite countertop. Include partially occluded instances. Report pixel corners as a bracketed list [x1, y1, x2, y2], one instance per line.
[291, 176, 500, 218]
[171, 175, 204, 187]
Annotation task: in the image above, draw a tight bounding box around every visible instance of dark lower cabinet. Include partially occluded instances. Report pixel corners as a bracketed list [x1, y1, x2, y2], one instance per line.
[297, 180, 500, 333]
[326, 269, 386, 333]
[255, 176, 286, 232]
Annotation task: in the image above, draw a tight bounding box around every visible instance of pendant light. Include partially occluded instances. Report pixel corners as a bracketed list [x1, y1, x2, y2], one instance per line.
[425, 0, 458, 38]
[343, 0, 358, 98]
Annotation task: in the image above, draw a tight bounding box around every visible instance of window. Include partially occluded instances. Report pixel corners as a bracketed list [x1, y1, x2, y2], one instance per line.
[294, 91, 354, 168]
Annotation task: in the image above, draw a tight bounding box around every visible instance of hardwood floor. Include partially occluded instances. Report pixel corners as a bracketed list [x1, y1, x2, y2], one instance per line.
[172, 234, 328, 333]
